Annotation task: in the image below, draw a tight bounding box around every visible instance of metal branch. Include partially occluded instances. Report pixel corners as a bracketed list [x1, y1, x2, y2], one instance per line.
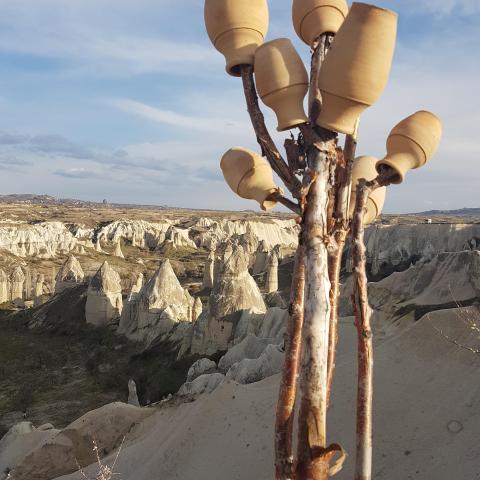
[240, 65, 303, 198]
[275, 242, 306, 480]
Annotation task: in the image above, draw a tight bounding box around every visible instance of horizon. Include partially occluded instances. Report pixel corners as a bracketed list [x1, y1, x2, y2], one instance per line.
[0, 1, 478, 213]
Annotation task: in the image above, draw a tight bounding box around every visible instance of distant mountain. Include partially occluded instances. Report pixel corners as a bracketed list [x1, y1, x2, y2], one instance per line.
[416, 208, 480, 216]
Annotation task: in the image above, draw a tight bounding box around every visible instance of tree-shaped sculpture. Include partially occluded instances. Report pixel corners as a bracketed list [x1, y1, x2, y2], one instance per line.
[204, 2, 443, 479]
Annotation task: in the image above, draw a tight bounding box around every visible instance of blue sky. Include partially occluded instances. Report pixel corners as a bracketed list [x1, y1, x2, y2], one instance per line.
[0, 0, 478, 213]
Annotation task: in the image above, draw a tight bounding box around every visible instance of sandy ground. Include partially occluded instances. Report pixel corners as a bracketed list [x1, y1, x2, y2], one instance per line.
[52, 307, 480, 480]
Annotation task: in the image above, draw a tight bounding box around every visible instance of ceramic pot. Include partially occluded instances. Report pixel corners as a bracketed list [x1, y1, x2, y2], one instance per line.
[220, 147, 279, 210]
[349, 156, 386, 224]
[317, 2, 398, 134]
[376, 111, 443, 184]
[204, 0, 269, 77]
[254, 38, 309, 131]
[292, 0, 349, 46]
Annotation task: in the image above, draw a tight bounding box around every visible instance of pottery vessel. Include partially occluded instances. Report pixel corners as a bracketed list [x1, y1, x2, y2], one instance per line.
[204, 0, 269, 76]
[317, 2, 398, 134]
[349, 156, 386, 224]
[220, 147, 279, 210]
[292, 0, 349, 46]
[254, 38, 309, 131]
[376, 111, 443, 184]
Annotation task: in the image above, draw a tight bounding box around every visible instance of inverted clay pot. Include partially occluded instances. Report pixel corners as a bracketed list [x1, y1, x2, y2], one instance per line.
[254, 38, 309, 131]
[220, 147, 279, 210]
[317, 2, 398, 134]
[376, 110, 443, 184]
[292, 0, 349, 46]
[204, 0, 269, 77]
[349, 156, 386, 225]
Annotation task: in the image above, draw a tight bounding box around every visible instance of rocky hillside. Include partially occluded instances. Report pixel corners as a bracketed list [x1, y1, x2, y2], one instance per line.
[0, 203, 479, 480]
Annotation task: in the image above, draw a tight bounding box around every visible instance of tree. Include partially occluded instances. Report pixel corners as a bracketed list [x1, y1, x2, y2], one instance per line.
[203, 1, 442, 479]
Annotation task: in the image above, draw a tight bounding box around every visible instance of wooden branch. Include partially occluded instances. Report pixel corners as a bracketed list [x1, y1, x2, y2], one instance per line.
[275, 242, 306, 480]
[350, 165, 397, 480]
[296, 33, 344, 479]
[326, 228, 347, 407]
[268, 191, 302, 216]
[351, 178, 374, 480]
[240, 65, 303, 198]
[308, 35, 333, 124]
[326, 132, 358, 405]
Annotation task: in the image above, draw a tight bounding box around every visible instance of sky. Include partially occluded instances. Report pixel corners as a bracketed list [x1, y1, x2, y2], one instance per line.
[0, 0, 478, 213]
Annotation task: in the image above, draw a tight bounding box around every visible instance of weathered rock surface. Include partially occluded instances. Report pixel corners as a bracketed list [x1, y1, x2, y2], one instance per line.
[0, 269, 8, 303]
[128, 379, 140, 407]
[0, 222, 77, 259]
[218, 334, 270, 373]
[118, 259, 193, 344]
[7, 402, 152, 480]
[265, 252, 278, 293]
[191, 245, 266, 355]
[113, 241, 125, 258]
[85, 261, 123, 326]
[55, 255, 84, 293]
[361, 223, 480, 278]
[10, 266, 25, 306]
[201, 250, 215, 289]
[186, 358, 217, 383]
[178, 373, 225, 397]
[226, 344, 284, 384]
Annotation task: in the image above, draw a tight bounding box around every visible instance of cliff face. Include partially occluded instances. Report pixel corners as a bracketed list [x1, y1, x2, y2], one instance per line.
[360, 223, 480, 279]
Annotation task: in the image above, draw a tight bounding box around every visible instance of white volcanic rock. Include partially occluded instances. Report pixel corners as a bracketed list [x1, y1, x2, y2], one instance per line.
[97, 219, 172, 249]
[265, 253, 278, 293]
[8, 402, 152, 480]
[178, 373, 225, 397]
[226, 344, 284, 384]
[34, 274, 45, 306]
[118, 259, 193, 344]
[252, 240, 269, 275]
[10, 266, 25, 306]
[113, 241, 125, 258]
[127, 272, 144, 301]
[201, 250, 215, 289]
[85, 261, 123, 326]
[186, 358, 217, 383]
[363, 223, 480, 277]
[218, 334, 270, 373]
[158, 226, 197, 251]
[55, 255, 84, 293]
[0, 269, 8, 303]
[190, 245, 266, 355]
[94, 239, 103, 253]
[128, 379, 140, 407]
[192, 297, 203, 322]
[191, 217, 299, 251]
[0, 221, 77, 259]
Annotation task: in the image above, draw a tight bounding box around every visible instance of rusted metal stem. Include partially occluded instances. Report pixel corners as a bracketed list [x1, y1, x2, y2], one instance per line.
[240, 65, 302, 198]
[275, 241, 306, 480]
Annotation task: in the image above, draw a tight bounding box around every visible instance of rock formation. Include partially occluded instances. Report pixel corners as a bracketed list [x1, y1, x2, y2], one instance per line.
[128, 379, 140, 407]
[191, 244, 267, 355]
[178, 373, 225, 397]
[192, 297, 203, 322]
[0, 269, 8, 304]
[4, 402, 152, 480]
[94, 239, 103, 253]
[186, 358, 217, 383]
[10, 266, 25, 307]
[252, 240, 269, 275]
[127, 272, 144, 301]
[113, 241, 125, 258]
[55, 255, 84, 293]
[202, 250, 215, 289]
[34, 273, 45, 306]
[118, 259, 193, 344]
[265, 252, 278, 293]
[85, 261, 123, 326]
